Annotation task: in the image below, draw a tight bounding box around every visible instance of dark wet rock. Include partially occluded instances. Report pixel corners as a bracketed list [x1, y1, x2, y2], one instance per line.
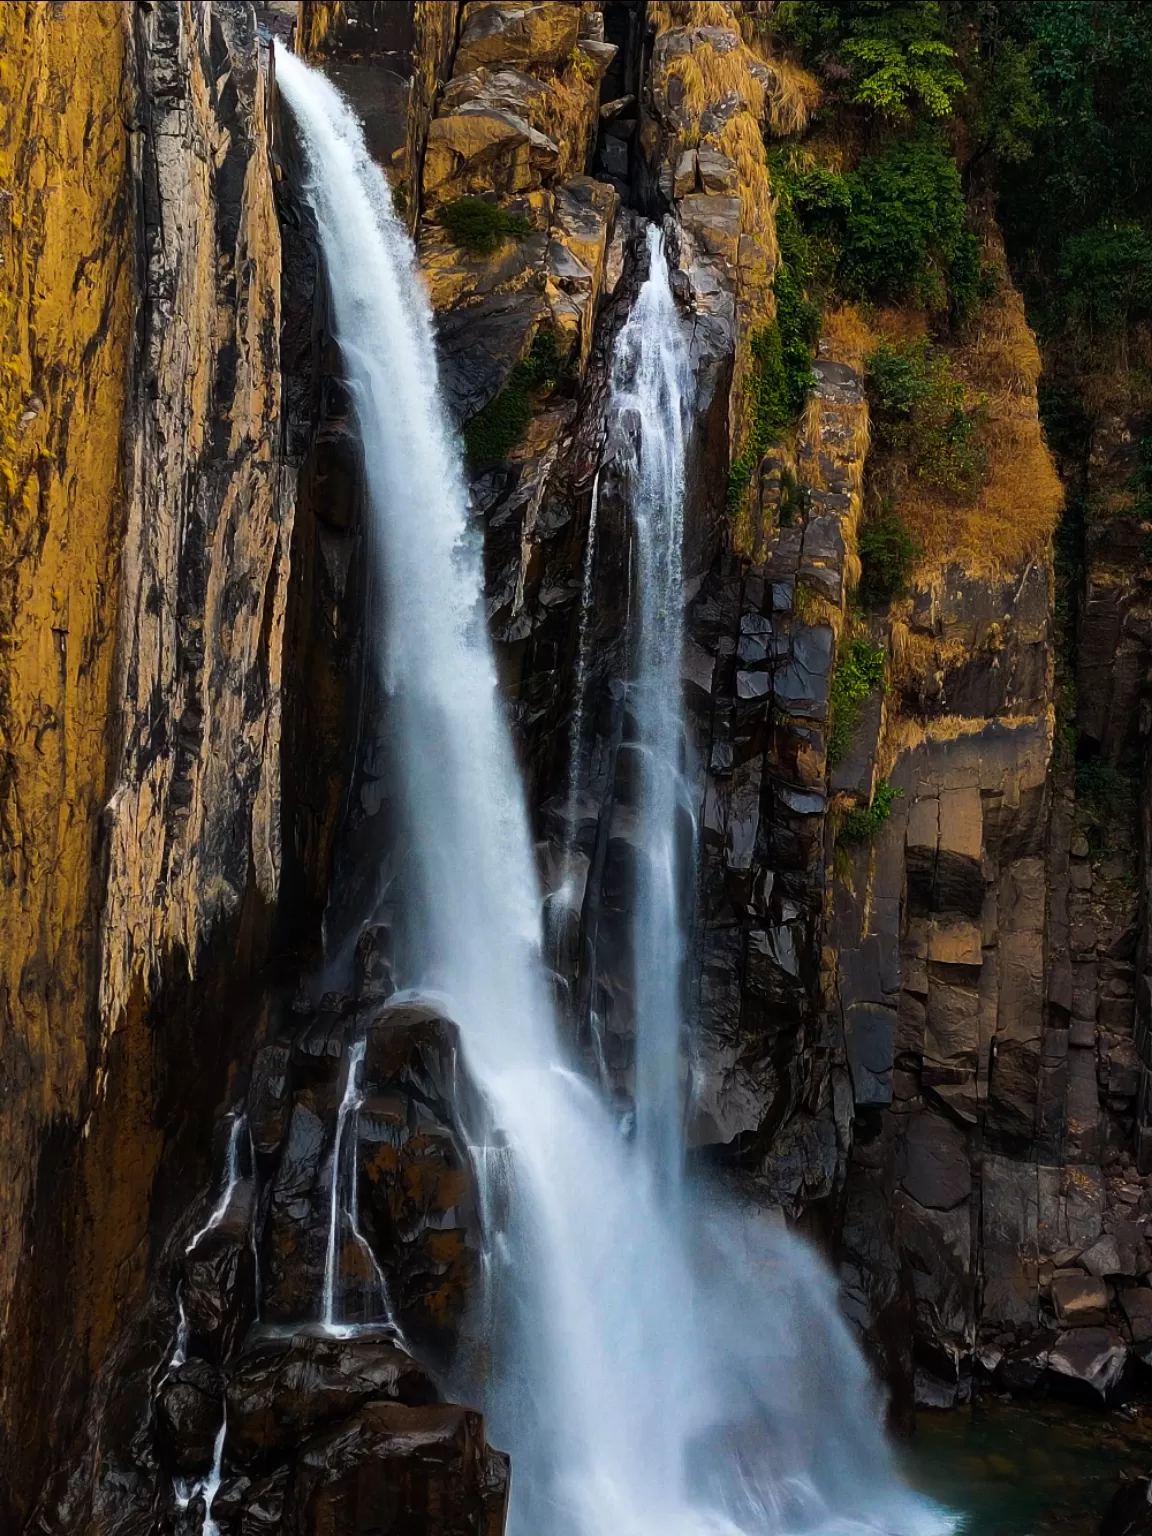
[1101, 1475, 1152, 1536]
[358, 1000, 483, 1354]
[156, 1359, 225, 1476]
[997, 1330, 1056, 1393]
[250, 1045, 292, 1159]
[283, 1400, 510, 1536]
[212, 1466, 289, 1533]
[226, 1328, 436, 1466]
[263, 1100, 330, 1324]
[901, 1113, 971, 1211]
[356, 922, 396, 1000]
[1120, 1287, 1152, 1344]
[182, 1180, 258, 1363]
[1047, 1327, 1128, 1403]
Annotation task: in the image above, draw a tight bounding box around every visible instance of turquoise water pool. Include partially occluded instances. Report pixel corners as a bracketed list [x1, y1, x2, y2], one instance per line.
[904, 1399, 1152, 1535]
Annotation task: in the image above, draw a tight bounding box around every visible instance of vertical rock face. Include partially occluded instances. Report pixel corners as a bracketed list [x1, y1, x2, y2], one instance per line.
[298, 0, 460, 223]
[0, 0, 134, 1411]
[0, 2, 303, 1523]
[101, 0, 294, 1055]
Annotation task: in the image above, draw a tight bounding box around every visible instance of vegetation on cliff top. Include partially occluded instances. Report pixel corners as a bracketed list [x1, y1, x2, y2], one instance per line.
[763, 0, 1065, 577]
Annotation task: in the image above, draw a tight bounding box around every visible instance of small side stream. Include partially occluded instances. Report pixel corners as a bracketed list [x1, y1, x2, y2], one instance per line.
[906, 1401, 1152, 1534]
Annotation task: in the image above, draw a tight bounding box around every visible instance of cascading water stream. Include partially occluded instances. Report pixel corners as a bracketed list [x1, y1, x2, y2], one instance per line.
[563, 468, 601, 848]
[549, 470, 600, 993]
[322, 1037, 367, 1331]
[609, 227, 693, 1187]
[186, 1112, 245, 1253]
[277, 51, 953, 1536]
[172, 1113, 247, 1529]
[321, 1034, 400, 1335]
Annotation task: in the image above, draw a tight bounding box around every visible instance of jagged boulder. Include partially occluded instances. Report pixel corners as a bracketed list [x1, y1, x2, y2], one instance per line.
[1102, 1476, 1152, 1536]
[454, 2, 581, 74]
[226, 1328, 436, 1466]
[357, 999, 484, 1355]
[156, 1359, 225, 1477]
[424, 108, 559, 205]
[182, 1179, 259, 1363]
[1047, 1326, 1128, 1403]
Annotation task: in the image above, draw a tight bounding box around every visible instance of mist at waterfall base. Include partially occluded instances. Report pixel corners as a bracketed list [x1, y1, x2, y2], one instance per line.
[277, 51, 953, 1536]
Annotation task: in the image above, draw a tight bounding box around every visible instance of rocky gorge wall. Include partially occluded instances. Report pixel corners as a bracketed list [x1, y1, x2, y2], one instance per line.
[5, 1, 1152, 1532]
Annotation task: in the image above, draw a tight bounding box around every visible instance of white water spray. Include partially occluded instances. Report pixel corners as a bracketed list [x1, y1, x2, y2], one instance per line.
[277, 51, 952, 1536]
[610, 228, 693, 1184]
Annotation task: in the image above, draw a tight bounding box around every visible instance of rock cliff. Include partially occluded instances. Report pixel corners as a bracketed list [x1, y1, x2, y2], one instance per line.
[5, 1, 1152, 1532]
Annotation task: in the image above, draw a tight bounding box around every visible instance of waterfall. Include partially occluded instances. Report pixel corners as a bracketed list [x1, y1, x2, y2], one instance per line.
[321, 1033, 400, 1336]
[277, 51, 952, 1536]
[609, 227, 693, 1185]
[169, 1289, 189, 1371]
[564, 467, 601, 844]
[186, 1112, 245, 1253]
[322, 1037, 367, 1331]
[176, 1411, 227, 1536]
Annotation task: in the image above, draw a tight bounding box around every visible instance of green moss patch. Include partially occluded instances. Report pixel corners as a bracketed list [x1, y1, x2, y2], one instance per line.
[462, 329, 564, 470]
[828, 636, 885, 765]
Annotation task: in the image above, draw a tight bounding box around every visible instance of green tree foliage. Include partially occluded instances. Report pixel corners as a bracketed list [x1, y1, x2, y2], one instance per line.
[946, 2, 1043, 164]
[841, 131, 976, 309]
[857, 502, 921, 604]
[773, 133, 978, 315]
[776, 2, 964, 119]
[865, 337, 987, 492]
[987, 2, 1152, 340]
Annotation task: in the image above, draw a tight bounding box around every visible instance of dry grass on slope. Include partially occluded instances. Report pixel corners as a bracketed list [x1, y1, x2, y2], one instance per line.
[893, 241, 1062, 575]
[296, 1, 346, 58]
[829, 243, 1062, 579]
[648, 1, 738, 30]
[660, 30, 777, 239]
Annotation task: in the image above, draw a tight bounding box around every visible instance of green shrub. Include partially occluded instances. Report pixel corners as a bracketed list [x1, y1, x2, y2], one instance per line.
[865, 337, 986, 493]
[838, 777, 900, 844]
[1075, 758, 1138, 857]
[726, 158, 823, 513]
[441, 197, 532, 254]
[1075, 759, 1136, 816]
[858, 501, 920, 605]
[726, 311, 817, 511]
[463, 329, 564, 469]
[775, 132, 978, 315]
[828, 637, 886, 765]
[840, 130, 972, 309]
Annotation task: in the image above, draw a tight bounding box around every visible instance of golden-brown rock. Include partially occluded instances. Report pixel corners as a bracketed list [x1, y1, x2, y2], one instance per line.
[0, 0, 133, 1445]
[0, 4, 295, 1522]
[454, 1, 582, 75]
